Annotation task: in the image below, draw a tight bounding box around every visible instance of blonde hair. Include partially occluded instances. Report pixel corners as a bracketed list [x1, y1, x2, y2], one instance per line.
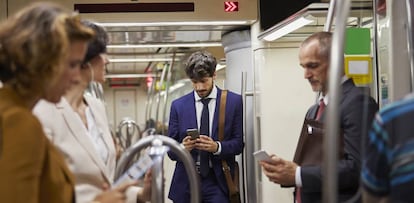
[0, 2, 94, 98]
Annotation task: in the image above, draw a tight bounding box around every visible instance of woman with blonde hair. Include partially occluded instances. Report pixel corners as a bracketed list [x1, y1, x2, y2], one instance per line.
[0, 2, 94, 202]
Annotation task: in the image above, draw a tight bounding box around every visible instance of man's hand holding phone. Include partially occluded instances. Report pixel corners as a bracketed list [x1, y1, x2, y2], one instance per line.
[253, 150, 273, 162]
[182, 129, 199, 151]
[255, 150, 298, 186]
[187, 128, 200, 140]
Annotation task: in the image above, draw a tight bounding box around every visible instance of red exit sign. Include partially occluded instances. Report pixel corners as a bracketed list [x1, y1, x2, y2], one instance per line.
[224, 1, 238, 12]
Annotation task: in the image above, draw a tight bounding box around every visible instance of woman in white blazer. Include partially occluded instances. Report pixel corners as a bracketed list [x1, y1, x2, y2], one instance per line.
[33, 21, 150, 203]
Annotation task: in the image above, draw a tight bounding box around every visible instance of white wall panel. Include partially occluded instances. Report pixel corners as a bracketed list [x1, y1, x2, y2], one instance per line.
[104, 86, 148, 131]
[255, 47, 315, 203]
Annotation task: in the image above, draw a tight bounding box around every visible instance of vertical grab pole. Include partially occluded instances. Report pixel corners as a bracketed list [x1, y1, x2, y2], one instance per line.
[372, 0, 380, 102]
[241, 72, 247, 203]
[323, 0, 351, 202]
[405, 0, 414, 91]
[154, 63, 168, 126]
[161, 52, 176, 135]
[150, 139, 165, 203]
[324, 0, 336, 32]
[241, 72, 253, 203]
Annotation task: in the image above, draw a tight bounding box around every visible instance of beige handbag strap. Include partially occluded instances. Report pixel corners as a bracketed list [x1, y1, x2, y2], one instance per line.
[218, 90, 238, 195]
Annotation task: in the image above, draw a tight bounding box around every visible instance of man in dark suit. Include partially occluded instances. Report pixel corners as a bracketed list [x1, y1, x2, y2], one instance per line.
[167, 51, 244, 203]
[259, 32, 378, 203]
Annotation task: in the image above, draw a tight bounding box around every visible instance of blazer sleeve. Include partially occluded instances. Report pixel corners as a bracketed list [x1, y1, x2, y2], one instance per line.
[167, 100, 181, 161]
[0, 110, 47, 203]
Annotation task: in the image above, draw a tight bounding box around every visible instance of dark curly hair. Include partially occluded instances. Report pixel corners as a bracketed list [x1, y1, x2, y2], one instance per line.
[184, 51, 217, 81]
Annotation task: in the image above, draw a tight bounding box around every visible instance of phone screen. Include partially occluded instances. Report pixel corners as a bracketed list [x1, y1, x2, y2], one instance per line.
[186, 128, 199, 140]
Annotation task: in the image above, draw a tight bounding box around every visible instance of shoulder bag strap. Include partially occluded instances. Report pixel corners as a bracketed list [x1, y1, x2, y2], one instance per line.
[219, 90, 238, 195]
[0, 114, 2, 158]
[218, 90, 227, 142]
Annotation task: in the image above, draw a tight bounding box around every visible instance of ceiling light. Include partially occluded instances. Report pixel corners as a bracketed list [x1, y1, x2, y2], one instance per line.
[257, 3, 327, 42]
[97, 21, 251, 27]
[107, 42, 222, 49]
[105, 74, 157, 79]
[109, 58, 178, 63]
[257, 2, 373, 42]
[216, 64, 226, 71]
[259, 16, 314, 42]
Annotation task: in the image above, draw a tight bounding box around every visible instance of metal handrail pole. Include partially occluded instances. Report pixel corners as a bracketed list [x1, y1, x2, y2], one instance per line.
[241, 72, 247, 203]
[149, 138, 165, 203]
[323, 0, 351, 202]
[161, 52, 176, 135]
[405, 0, 414, 91]
[324, 0, 336, 32]
[241, 71, 254, 203]
[115, 135, 200, 203]
[116, 119, 142, 148]
[372, 0, 380, 102]
[154, 63, 168, 125]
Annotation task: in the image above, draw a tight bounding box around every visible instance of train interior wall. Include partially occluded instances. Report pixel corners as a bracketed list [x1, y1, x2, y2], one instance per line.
[253, 46, 315, 202]
[5, 0, 413, 202]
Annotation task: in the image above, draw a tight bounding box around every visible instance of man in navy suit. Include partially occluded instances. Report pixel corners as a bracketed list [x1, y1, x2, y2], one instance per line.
[259, 32, 378, 203]
[167, 51, 244, 203]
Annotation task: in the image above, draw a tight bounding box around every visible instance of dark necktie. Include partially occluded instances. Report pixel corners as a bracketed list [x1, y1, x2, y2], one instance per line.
[316, 99, 325, 120]
[199, 98, 211, 177]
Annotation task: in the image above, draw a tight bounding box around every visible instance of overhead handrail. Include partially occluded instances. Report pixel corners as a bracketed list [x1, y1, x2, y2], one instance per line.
[323, 0, 351, 203]
[115, 135, 200, 203]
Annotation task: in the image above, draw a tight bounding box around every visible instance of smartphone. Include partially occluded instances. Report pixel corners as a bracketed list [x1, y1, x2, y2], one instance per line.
[186, 128, 200, 140]
[253, 150, 272, 162]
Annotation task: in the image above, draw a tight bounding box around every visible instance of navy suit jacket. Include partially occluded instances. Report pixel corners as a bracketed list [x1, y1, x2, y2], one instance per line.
[167, 87, 244, 202]
[298, 79, 378, 203]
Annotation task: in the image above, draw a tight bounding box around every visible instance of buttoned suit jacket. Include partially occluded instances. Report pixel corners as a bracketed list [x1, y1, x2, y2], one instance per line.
[298, 79, 378, 203]
[0, 87, 75, 203]
[33, 95, 140, 203]
[167, 87, 244, 202]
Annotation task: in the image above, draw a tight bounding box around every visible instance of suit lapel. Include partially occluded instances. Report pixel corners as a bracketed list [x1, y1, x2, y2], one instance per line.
[318, 79, 355, 120]
[84, 96, 116, 158]
[308, 103, 319, 120]
[57, 98, 112, 183]
[84, 96, 116, 181]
